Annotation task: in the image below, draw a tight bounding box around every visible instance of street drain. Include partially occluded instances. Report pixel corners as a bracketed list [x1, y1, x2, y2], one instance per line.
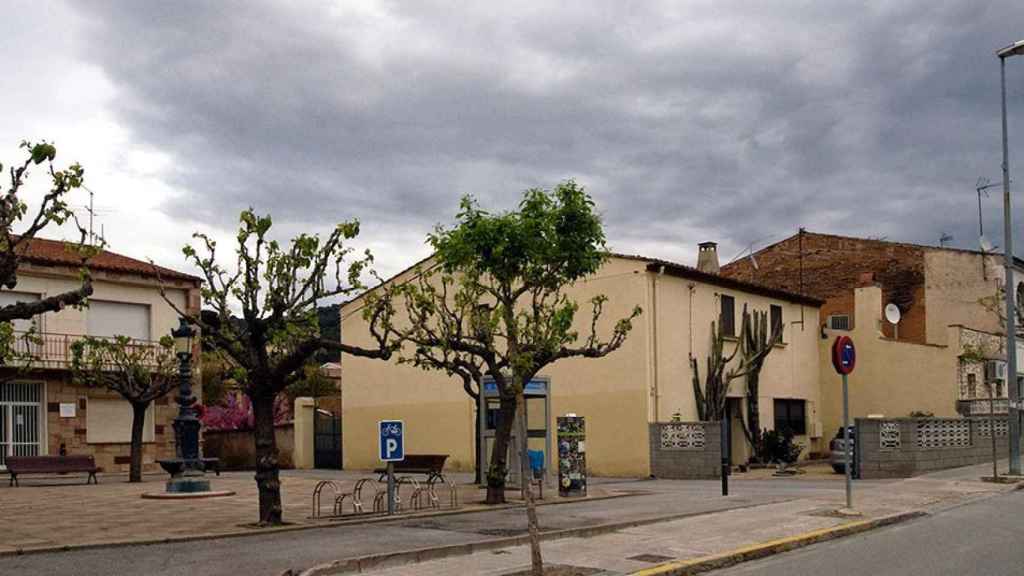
[627, 553, 675, 563]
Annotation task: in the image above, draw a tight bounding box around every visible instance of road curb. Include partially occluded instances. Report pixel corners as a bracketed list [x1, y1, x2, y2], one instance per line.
[296, 499, 794, 576]
[627, 510, 928, 576]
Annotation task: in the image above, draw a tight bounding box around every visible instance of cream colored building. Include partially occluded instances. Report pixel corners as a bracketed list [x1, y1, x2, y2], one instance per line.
[340, 245, 823, 478]
[0, 238, 201, 473]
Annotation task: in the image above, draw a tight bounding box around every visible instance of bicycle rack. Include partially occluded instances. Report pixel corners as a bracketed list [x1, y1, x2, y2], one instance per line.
[311, 480, 341, 519]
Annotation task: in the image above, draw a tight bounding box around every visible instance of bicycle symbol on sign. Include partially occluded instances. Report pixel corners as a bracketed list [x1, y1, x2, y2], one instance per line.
[382, 423, 402, 436]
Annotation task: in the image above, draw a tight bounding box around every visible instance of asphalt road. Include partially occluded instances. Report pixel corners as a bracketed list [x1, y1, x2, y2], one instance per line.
[1, 477, 845, 576]
[710, 489, 1024, 576]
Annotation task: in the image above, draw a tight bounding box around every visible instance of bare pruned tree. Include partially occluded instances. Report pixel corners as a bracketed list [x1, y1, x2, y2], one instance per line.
[160, 209, 397, 525]
[70, 335, 178, 482]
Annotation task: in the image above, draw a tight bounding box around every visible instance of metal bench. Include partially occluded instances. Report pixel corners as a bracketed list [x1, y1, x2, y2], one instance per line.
[7, 455, 100, 486]
[373, 454, 448, 483]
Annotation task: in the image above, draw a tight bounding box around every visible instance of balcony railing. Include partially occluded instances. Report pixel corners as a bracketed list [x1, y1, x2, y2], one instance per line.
[7, 331, 163, 369]
[957, 398, 1009, 417]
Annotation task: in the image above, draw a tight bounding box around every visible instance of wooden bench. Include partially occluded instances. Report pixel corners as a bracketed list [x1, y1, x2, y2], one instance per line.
[201, 457, 221, 476]
[374, 454, 448, 484]
[7, 455, 99, 486]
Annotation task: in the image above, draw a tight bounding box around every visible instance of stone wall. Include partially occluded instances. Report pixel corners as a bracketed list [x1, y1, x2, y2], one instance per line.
[648, 422, 721, 479]
[202, 423, 295, 470]
[856, 417, 1008, 479]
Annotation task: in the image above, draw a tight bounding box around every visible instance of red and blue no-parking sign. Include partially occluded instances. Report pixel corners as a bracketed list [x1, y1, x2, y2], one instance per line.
[831, 336, 856, 375]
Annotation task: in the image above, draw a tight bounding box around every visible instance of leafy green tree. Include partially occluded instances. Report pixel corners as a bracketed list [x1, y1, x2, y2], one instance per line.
[163, 210, 396, 525]
[376, 181, 641, 575]
[70, 336, 178, 482]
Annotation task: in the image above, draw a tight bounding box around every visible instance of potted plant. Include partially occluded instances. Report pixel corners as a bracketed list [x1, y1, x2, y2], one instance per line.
[760, 428, 803, 475]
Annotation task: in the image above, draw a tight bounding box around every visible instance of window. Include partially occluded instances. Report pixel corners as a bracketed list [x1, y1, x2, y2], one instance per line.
[828, 315, 851, 330]
[967, 373, 977, 398]
[720, 295, 735, 337]
[773, 399, 806, 435]
[87, 301, 151, 340]
[770, 304, 783, 340]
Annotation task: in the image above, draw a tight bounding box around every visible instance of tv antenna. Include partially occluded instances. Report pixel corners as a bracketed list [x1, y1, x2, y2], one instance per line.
[976, 177, 1002, 240]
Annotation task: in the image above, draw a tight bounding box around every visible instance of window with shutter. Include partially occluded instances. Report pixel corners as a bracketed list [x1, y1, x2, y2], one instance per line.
[720, 295, 735, 337]
[87, 301, 151, 340]
[773, 398, 806, 435]
[770, 304, 783, 340]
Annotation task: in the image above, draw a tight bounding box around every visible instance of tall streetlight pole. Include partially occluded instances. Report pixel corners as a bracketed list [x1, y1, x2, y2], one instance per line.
[998, 39, 1024, 475]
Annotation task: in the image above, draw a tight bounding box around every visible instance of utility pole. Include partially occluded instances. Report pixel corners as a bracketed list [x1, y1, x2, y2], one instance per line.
[997, 40, 1024, 475]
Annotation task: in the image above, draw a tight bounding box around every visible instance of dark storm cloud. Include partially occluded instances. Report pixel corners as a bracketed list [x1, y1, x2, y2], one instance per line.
[68, 1, 1024, 268]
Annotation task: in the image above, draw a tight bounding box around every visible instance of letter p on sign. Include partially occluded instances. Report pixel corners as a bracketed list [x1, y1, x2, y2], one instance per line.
[378, 420, 404, 462]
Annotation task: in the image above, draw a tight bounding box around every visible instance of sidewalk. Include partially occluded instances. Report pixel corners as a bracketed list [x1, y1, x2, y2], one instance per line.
[0, 468, 611, 554]
[304, 462, 1014, 576]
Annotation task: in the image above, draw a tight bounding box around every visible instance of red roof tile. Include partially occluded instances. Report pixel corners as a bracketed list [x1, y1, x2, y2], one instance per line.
[16, 237, 199, 283]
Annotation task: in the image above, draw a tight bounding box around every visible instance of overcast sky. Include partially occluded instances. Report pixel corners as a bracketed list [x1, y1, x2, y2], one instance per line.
[3, 1, 1024, 279]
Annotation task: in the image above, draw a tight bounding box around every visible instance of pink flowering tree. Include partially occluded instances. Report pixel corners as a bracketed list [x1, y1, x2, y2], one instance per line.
[202, 394, 290, 431]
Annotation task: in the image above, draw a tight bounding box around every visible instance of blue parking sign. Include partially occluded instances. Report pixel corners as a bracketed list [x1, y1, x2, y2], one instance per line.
[379, 420, 404, 462]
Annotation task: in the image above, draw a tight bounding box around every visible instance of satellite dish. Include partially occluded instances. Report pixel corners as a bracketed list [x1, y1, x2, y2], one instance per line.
[980, 236, 993, 253]
[885, 303, 902, 325]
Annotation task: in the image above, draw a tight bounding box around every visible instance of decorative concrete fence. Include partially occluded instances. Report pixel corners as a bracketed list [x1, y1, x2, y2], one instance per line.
[856, 417, 1008, 479]
[649, 422, 722, 479]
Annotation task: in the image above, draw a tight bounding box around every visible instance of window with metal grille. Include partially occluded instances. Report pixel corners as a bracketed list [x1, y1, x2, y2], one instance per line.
[773, 398, 806, 435]
[0, 382, 43, 468]
[720, 295, 735, 337]
[828, 315, 851, 330]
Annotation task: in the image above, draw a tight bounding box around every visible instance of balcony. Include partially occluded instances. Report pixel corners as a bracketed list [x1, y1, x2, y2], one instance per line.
[956, 398, 1009, 417]
[7, 331, 164, 370]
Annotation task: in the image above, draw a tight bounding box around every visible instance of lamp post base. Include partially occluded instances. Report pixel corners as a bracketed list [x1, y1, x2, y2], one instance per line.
[158, 458, 211, 494]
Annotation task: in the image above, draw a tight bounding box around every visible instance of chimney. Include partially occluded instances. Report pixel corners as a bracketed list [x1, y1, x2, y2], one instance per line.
[697, 242, 720, 274]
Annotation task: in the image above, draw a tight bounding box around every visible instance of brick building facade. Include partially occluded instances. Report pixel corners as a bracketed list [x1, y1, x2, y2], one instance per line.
[721, 230, 1018, 346]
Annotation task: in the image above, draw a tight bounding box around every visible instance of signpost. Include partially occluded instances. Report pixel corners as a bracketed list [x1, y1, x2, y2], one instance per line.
[379, 420, 404, 514]
[831, 336, 856, 511]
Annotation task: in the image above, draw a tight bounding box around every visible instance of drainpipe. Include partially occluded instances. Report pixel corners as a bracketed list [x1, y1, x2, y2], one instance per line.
[651, 266, 664, 421]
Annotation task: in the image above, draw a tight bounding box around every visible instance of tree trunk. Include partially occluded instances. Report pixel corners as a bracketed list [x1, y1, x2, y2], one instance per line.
[474, 402, 482, 485]
[128, 401, 149, 483]
[485, 393, 516, 504]
[252, 390, 283, 525]
[516, 391, 544, 575]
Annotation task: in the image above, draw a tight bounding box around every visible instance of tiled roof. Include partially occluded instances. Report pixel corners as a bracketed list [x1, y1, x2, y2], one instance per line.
[16, 237, 200, 283]
[611, 252, 823, 307]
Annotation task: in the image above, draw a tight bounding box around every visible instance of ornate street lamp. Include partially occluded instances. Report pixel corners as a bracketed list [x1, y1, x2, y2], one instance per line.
[160, 317, 210, 493]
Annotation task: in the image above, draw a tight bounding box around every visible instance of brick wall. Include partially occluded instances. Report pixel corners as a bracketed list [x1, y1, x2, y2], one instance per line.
[722, 232, 928, 343]
[45, 374, 177, 473]
[856, 417, 1008, 479]
[649, 422, 721, 479]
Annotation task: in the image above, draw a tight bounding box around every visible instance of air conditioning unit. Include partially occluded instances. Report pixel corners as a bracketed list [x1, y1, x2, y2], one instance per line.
[985, 360, 1007, 383]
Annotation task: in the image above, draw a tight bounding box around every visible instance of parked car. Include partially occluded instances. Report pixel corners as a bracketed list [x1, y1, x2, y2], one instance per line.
[829, 426, 856, 474]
